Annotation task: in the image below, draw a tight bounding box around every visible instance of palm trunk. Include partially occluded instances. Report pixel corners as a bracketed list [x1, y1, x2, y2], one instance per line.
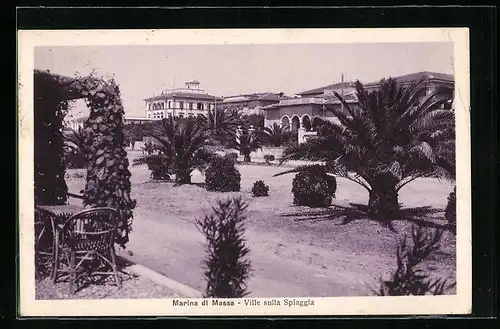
[175, 168, 191, 184]
[368, 177, 400, 221]
[243, 154, 251, 162]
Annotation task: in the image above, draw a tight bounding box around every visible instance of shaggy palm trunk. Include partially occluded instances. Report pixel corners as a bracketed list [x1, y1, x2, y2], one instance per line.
[368, 176, 400, 221]
[175, 168, 191, 184]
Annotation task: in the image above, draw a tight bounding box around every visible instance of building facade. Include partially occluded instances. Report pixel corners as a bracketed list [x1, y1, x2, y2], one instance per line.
[262, 71, 455, 143]
[143, 80, 222, 120]
[219, 92, 290, 115]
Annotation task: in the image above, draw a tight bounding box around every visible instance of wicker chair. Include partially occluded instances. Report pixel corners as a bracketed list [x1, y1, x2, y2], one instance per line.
[53, 207, 122, 294]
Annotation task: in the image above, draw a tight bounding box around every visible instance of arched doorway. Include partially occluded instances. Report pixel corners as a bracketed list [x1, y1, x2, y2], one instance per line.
[301, 115, 312, 131]
[280, 116, 290, 131]
[291, 115, 300, 132]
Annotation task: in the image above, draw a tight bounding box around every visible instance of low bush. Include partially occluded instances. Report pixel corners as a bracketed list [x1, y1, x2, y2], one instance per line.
[205, 155, 241, 192]
[291, 165, 337, 207]
[445, 187, 456, 233]
[133, 154, 170, 181]
[373, 225, 456, 296]
[251, 180, 269, 197]
[196, 197, 252, 298]
[263, 154, 275, 164]
[225, 152, 239, 163]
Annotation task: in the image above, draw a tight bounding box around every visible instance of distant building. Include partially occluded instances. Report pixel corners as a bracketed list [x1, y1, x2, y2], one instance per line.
[143, 80, 222, 120]
[262, 71, 455, 143]
[219, 92, 291, 115]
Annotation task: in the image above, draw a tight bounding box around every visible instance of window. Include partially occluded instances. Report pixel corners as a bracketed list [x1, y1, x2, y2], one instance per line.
[188, 113, 194, 118]
[189, 102, 193, 110]
[179, 101, 184, 109]
[178, 113, 184, 119]
[161, 103, 164, 110]
[148, 104, 151, 111]
[168, 101, 172, 108]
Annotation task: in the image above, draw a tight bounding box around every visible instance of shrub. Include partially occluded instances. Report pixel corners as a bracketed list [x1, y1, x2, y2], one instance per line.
[196, 197, 252, 298]
[251, 180, 269, 197]
[143, 154, 171, 181]
[205, 155, 241, 192]
[373, 225, 456, 296]
[445, 187, 456, 233]
[291, 165, 337, 207]
[226, 152, 239, 163]
[263, 154, 275, 164]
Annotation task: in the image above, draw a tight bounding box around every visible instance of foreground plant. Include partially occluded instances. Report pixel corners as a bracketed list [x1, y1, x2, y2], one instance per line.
[196, 197, 252, 298]
[280, 77, 455, 222]
[373, 225, 456, 296]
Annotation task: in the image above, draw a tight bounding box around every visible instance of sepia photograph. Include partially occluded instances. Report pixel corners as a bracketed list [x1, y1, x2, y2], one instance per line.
[18, 28, 471, 316]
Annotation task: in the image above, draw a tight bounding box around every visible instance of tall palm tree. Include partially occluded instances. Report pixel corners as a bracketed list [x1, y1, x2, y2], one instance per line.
[277, 77, 455, 222]
[133, 117, 214, 184]
[262, 122, 291, 147]
[229, 129, 263, 162]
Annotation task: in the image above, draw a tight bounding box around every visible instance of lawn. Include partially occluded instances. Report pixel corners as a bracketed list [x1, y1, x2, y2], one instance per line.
[64, 150, 456, 297]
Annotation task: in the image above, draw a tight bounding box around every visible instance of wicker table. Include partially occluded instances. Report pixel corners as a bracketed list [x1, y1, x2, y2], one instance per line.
[35, 204, 86, 281]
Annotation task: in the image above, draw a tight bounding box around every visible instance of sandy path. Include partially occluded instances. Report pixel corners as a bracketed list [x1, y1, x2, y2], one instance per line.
[117, 208, 384, 297]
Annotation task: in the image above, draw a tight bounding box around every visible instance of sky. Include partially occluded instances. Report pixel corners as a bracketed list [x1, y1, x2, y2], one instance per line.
[35, 43, 454, 117]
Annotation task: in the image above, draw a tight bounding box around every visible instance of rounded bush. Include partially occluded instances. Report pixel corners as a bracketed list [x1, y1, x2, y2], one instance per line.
[445, 186, 456, 233]
[263, 154, 275, 164]
[251, 180, 269, 197]
[292, 166, 336, 207]
[206, 155, 241, 192]
[226, 152, 239, 163]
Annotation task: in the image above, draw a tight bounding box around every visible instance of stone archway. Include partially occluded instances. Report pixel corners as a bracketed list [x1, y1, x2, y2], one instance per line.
[301, 114, 312, 131]
[291, 115, 300, 132]
[34, 70, 136, 246]
[280, 115, 290, 130]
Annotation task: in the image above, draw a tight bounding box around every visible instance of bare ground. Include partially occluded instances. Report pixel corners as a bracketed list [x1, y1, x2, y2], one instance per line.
[64, 152, 456, 297]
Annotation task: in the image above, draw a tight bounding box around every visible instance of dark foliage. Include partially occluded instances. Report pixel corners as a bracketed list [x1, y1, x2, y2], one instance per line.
[251, 180, 270, 197]
[196, 197, 252, 298]
[226, 152, 239, 163]
[133, 117, 214, 184]
[373, 225, 455, 295]
[205, 155, 241, 192]
[445, 187, 456, 234]
[141, 141, 155, 155]
[262, 123, 292, 147]
[63, 127, 87, 169]
[291, 165, 336, 207]
[34, 71, 69, 205]
[229, 129, 263, 162]
[263, 154, 275, 164]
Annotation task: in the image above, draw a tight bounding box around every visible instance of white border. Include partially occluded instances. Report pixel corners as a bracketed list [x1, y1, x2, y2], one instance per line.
[18, 28, 471, 317]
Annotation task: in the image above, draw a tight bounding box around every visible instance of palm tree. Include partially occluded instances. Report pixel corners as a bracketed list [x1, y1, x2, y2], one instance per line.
[229, 129, 262, 162]
[133, 117, 214, 184]
[262, 122, 291, 147]
[63, 126, 86, 156]
[201, 108, 242, 145]
[278, 77, 455, 222]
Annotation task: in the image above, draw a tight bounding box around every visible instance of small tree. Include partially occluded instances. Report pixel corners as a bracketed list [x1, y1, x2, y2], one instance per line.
[229, 129, 262, 162]
[196, 197, 252, 298]
[373, 225, 455, 296]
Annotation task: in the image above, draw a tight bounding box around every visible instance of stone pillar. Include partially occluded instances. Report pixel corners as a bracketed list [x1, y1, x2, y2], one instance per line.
[236, 126, 243, 155]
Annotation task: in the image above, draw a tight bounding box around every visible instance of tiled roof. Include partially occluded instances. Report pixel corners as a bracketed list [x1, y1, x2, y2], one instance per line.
[298, 71, 454, 96]
[222, 92, 291, 103]
[298, 82, 353, 96]
[144, 92, 222, 102]
[364, 71, 454, 87]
